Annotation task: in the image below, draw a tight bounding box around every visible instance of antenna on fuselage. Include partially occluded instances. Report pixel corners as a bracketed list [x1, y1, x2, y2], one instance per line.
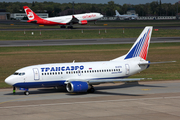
[73, 60, 75, 63]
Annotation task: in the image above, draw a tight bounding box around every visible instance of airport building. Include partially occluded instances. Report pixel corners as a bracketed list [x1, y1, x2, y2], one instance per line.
[100, 16, 177, 21]
[10, 13, 49, 20]
[0, 9, 10, 20]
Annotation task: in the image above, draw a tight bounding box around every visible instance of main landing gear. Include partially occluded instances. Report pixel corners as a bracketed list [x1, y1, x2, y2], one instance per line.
[87, 86, 95, 93]
[67, 26, 73, 29]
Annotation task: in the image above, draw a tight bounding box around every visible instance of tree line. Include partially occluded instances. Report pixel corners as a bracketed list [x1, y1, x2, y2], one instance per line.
[0, 1, 179, 17]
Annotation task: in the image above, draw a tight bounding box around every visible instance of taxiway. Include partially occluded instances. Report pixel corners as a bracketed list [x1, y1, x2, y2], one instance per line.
[0, 80, 180, 120]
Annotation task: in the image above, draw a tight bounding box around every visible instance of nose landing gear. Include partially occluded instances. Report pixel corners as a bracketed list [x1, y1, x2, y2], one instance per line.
[24, 91, 29, 95]
[13, 86, 16, 95]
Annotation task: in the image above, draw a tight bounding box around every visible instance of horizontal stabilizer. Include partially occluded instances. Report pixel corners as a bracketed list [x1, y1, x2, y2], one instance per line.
[139, 61, 176, 65]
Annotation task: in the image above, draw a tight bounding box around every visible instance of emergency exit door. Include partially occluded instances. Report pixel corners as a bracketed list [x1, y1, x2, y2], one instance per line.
[125, 64, 130, 75]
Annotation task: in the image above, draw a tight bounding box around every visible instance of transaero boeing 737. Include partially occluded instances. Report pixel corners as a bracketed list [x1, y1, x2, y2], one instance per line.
[5, 26, 175, 95]
[23, 6, 103, 28]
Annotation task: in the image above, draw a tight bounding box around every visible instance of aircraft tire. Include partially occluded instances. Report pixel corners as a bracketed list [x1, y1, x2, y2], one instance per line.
[24, 91, 29, 95]
[87, 88, 95, 93]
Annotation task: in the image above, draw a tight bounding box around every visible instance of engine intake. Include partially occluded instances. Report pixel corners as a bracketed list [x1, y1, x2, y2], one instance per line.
[66, 81, 90, 92]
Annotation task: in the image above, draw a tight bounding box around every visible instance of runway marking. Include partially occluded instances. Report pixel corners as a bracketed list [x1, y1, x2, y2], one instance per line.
[141, 89, 151, 91]
[1, 96, 180, 109]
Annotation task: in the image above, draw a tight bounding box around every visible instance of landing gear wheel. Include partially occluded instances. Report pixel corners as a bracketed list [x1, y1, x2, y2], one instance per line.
[67, 26, 73, 29]
[61, 25, 66, 28]
[24, 91, 29, 95]
[87, 87, 95, 93]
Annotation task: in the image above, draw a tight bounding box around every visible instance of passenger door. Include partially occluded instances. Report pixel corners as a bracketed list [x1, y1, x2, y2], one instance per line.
[33, 68, 40, 80]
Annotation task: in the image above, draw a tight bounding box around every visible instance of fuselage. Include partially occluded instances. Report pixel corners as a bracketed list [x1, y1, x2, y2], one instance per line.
[45, 13, 103, 24]
[5, 59, 147, 89]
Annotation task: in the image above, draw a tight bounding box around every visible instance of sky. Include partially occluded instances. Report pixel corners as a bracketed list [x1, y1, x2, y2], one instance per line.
[0, 0, 179, 5]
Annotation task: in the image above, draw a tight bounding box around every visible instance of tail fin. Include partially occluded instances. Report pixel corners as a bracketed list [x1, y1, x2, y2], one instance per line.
[115, 10, 120, 16]
[23, 6, 41, 20]
[124, 26, 153, 60]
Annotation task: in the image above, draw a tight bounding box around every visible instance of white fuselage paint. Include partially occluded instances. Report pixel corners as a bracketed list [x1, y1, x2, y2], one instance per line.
[5, 57, 148, 87]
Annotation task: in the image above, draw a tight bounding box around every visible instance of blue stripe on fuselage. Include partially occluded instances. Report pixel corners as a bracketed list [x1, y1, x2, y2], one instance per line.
[13, 76, 128, 88]
[13, 81, 66, 88]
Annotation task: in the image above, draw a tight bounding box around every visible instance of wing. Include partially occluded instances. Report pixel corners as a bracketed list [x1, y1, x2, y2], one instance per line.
[87, 78, 150, 85]
[65, 78, 150, 85]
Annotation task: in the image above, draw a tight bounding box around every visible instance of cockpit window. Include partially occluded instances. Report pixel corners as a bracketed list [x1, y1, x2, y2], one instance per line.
[13, 72, 19, 75]
[13, 72, 25, 76]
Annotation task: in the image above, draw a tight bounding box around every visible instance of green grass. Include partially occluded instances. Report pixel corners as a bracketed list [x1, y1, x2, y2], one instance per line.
[0, 43, 180, 88]
[0, 28, 180, 40]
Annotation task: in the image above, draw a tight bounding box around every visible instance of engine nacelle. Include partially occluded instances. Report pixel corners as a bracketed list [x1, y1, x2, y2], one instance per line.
[79, 20, 87, 25]
[66, 81, 90, 92]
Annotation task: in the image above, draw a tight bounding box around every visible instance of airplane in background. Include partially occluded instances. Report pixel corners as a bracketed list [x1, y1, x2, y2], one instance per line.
[5, 26, 175, 95]
[23, 6, 103, 28]
[115, 10, 138, 20]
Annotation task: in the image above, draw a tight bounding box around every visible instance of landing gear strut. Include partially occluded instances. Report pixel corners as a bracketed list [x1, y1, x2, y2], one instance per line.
[13, 87, 16, 95]
[87, 86, 95, 93]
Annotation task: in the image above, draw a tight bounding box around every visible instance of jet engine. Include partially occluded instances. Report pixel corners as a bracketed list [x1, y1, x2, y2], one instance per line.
[66, 81, 90, 92]
[78, 20, 87, 25]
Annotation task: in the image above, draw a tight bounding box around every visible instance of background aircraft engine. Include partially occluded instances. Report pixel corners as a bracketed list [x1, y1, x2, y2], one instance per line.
[79, 20, 87, 25]
[66, 81, 90, 92]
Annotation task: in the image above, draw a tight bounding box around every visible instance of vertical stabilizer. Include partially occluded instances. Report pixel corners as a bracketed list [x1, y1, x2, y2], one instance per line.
[23, 6, 42, 21]
[124, 26, 153, 60]
[115, 10, 120, 16]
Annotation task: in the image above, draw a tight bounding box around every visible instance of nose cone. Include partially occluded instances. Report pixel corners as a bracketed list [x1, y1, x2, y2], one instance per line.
[5, 75, 15, 86]
[100, 14, 103, 18]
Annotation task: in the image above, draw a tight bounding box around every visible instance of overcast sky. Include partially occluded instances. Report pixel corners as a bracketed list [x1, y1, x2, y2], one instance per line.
[1, 0, 178, 5]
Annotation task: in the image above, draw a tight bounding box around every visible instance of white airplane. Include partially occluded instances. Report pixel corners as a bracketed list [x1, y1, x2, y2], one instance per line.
[115, 10, 138, 20]
[5, 26, 175, 95]
[23, 6, 103, 28]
